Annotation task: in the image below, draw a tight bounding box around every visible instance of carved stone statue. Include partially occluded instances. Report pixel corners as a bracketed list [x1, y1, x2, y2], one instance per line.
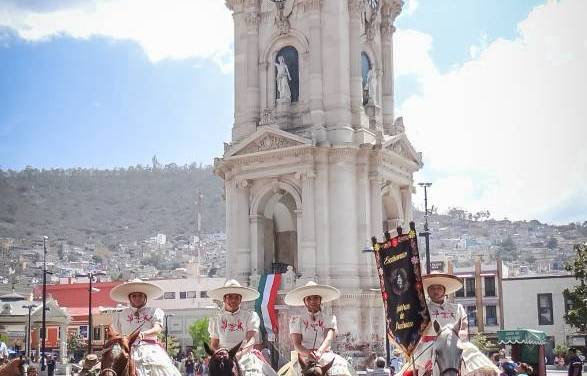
[284, 265, 296, 290]
[249, 269, 260, 290]
[275, 55, 292, 102]
[366, 68, 377, 105]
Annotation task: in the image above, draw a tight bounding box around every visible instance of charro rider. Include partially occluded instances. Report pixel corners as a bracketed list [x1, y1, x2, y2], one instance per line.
[110, 279, 181, 376]
[411, 273, 467, 376]
[207, 279, 277, 375]
[282, 281, 354, 376]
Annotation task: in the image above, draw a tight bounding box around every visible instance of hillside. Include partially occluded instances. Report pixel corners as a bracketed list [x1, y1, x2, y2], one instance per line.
[0, 164, 225, 246]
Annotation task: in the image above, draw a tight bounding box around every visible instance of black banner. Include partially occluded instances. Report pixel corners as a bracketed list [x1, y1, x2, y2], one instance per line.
[372, 222, 430, 357]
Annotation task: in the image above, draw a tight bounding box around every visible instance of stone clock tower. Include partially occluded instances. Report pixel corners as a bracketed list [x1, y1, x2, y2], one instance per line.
[215, 0, 422, 355]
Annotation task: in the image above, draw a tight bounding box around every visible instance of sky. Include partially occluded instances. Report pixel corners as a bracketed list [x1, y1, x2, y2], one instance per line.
[0, 0, 585, 225]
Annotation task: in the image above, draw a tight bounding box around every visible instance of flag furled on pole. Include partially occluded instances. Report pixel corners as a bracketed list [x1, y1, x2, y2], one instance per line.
[372, 222, 430, 357]
[255, 273, 281, 340]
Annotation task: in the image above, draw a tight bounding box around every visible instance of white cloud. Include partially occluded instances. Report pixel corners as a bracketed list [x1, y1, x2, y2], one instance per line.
[396, 0, 587, 223]
[0, 0, 234, 71]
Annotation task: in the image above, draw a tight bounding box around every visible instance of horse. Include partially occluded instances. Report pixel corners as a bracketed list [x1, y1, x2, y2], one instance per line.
[99, 325, 142, 376]
[297, 355, 334, 376]
[433, 321, 499, 376]
[0, 358, 25, 376]
[204, 341, 241, 376]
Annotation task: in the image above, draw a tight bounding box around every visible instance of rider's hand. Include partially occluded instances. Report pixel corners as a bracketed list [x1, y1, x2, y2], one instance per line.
[138, 332, 144, 340]
[310, 349, 322, 360]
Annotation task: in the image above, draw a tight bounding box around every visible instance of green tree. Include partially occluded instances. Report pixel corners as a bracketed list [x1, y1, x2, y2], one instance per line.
[554, 344, 569, 357]
[0, 333, 9, 344]
[188, 318, 210, 357]
[471, 332, 495, 354]
[157, 333, 180, 357]
[563, 243, 587, 337]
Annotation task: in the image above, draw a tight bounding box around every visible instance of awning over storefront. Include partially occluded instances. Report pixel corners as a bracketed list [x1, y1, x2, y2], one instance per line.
[497, 329, 547, 345]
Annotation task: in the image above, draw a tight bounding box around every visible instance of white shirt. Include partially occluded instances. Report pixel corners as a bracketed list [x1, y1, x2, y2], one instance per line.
[289, 310, 337, 351]
[208, 308, 260, 349]
[0, 341, 8, 358]
[424, 300, 468, 337]
[112, 306, 164, 340]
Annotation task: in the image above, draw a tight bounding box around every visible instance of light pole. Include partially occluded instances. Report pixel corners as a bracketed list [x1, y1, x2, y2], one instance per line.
[418, 183, 432, 274]
[22, 303, 38, 359]
[41, 236, 48, 371]
[75, 271, 106, 354]
[164, 314, 175, 354]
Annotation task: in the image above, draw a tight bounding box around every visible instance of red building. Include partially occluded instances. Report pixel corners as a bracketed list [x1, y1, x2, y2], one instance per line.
[32, 281, 123, 349]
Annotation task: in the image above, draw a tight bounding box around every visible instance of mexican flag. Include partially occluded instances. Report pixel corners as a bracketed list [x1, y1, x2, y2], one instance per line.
[255, 273, 281, 341]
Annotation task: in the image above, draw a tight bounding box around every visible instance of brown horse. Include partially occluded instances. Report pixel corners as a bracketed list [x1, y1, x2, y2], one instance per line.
[99, 325, 142, 376]
[297, 355, 334, 376]
[204, 341, 242, 376]
[0, 359, 25, 376]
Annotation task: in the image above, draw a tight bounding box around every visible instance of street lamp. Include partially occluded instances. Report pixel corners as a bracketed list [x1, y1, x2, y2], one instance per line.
[164, 314, 175, 353]
[41, 236, 50, 371]
[75, 271, 106, 354]
[417, 183, 433, 274]
[22, 303, 38, 359]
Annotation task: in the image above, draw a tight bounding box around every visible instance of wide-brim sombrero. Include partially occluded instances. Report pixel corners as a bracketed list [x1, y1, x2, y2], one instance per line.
[208, 279, 260, 302]
[284, 281, 340, 306]
[422, 273, 463, 295]
[110, 279, 163, 303]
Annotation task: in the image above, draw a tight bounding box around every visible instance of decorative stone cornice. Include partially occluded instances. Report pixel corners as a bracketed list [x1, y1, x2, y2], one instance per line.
[328, 147, 358, 163]
[301, 0, 322, 13]
[245, 11, 260, 27]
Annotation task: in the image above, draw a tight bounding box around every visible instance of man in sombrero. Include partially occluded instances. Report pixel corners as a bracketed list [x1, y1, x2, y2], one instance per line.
[207, 279, 277, 375]
[110, 279, 181, 376]
[408, 272, 467, 376]
[282, 281, 355, 376]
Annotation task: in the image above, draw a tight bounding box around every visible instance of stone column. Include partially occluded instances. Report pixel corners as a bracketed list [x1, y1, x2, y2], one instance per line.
[225, 177, 236, 278]
[59, 325, 67, 364]
[35, 326, 41, 362]
[249, 214, 263, 273]
[307, 0, 326, 131]
[356, 148, 372, 286]
[328, 149, 359, 288]
[369, 175, 383, 238]
[400, 185, 413, 223]
[300, 171, 317, 281]
[380, 2, 402, 134]
[234, 179, 251, 283]
[314, 148, 330, 279]
[245, 3, 260, 134]
[348, 0, 364, 128]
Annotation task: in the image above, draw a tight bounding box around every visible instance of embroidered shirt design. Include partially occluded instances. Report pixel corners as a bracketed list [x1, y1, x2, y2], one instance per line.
[220, 318, 244, 332]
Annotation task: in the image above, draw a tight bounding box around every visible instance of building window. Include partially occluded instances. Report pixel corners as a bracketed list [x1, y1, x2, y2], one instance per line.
[79, 325, 88, 339]
[163, 292, 176, 299]
[200, 291, 208, 298]
[187, 291, 198, 299]
[537, 293, 554, 325]
[466, 306, 477, 327]
[465, 278, 476, 297]
[486, 305, 498, 326]
[484, 276, 496, 297]
[275, 46, 299, 102]
[93, 327, 101, 341]
[455, 287, 465, 298]
[179, 291, 187, 299]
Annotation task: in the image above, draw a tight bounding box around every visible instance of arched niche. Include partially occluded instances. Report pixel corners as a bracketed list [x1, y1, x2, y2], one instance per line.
[275, 46, 299, 102]
[361, 52, 372, 105]
[381, 184, 404, 233]
[251, 181, 302, 274]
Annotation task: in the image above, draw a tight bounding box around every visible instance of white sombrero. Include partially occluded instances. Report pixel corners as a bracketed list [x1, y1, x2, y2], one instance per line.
[208, 279, 260, 302]
[422, 273, 463, 296]
[110, 279, 164, 303]
[284, 281, 340, 306]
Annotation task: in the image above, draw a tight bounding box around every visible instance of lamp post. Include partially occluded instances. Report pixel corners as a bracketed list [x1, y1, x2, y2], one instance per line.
[22, 303, 38, 359]
[41, 236, 48, 371]
[417, 183, 432, 274]
[164, 314, 175, 354]
[75, 271, 106, 354]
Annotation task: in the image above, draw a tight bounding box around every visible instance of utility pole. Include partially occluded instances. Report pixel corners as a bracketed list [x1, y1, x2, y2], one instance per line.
[418, 183, 433, 274]
[41, 236, 48, 372]
[22, 303, 38, 359]
[75, 271, 106, 354]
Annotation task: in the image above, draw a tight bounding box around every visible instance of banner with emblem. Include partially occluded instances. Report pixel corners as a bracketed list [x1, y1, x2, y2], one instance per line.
[371, 221, 430, 357]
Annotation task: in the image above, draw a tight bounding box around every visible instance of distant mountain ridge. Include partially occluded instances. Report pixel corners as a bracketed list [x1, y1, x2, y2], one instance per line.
[0, 164, 225, 245]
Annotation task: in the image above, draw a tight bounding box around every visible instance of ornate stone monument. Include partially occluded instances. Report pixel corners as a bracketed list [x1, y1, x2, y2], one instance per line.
[215, 0, 422, 358]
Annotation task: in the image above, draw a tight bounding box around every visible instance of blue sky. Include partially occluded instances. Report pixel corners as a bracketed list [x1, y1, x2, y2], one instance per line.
[0, 0, 585, 224]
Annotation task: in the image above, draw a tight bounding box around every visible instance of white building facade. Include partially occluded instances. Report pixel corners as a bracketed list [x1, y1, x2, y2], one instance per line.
[502, 275, 582, 351]
[215, 0, 421, 357]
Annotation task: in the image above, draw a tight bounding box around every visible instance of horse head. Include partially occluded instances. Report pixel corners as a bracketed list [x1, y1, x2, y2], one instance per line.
[99, 325, 141, 376]
[204, 341, 241, 376]
[433, 320, 464, 376]
[298, 354, 334, 376]
[0, 358, 26, 376]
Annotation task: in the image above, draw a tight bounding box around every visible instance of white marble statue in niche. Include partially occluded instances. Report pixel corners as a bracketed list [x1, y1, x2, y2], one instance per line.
[366, 68, 377, 105]
[275, 55, 292, 102]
